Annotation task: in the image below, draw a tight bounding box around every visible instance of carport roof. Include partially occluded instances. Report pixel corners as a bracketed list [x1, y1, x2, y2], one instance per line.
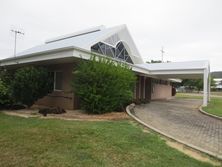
[133, 60, 210, 79]
[134, 60, 210, 107]
[136, 60, 209, 71]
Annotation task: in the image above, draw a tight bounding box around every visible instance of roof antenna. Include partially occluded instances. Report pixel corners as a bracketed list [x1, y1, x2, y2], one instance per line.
[160, 46, 165, 63]
[11, 29, 24, 59]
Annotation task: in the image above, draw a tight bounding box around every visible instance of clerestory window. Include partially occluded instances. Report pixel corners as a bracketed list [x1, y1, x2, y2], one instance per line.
[91, 41, 133, 64]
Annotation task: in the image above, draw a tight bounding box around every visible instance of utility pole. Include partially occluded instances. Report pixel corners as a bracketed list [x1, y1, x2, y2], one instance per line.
[11, 29, 24, 57]
[160, 46, 164, 63]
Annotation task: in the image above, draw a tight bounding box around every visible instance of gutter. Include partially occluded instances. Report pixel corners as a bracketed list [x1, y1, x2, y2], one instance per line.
[0, 46, 75, 63]
[0, 45, 152, 75]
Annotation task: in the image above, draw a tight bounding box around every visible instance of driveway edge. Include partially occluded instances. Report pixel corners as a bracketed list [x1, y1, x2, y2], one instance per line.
[198, 106, 222, 120]
[126, 104, 222, 160]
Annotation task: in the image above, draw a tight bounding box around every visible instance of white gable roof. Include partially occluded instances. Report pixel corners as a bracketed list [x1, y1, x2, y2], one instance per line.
[17, 25, 144, 64]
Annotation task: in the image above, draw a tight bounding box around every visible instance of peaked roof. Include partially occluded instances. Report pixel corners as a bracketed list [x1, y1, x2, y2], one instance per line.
[16, 25, 144, 64]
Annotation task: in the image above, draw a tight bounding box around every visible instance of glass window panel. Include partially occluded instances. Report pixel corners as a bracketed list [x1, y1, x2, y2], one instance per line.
[91, 41, 134, 64]
[55, 72, 63, 90]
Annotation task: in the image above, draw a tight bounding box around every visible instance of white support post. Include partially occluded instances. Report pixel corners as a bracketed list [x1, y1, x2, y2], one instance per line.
[143, 76, 146, 99]
[203, 69, 208, 106]
[208, 67, 211, 102]
[208, 71, 211, 102]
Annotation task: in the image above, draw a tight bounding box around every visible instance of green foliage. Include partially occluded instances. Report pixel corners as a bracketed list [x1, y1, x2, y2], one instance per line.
[181, 79, 203, 91]
[0, 79, 10, 107]
[182, 77, 215, 91]
[210, 77, 216, 87]
[0, 69, 13, 108]
[72, 55, 136, 114]
[11, 66, 53, 107]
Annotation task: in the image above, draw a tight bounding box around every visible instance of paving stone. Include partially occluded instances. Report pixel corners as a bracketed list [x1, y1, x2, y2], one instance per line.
[134, 99, 222, 157]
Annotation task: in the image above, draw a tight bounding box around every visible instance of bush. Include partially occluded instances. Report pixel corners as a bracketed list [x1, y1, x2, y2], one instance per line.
[0, 69, 13, 109]
[11, 66, 53, 107]
[0, 79, 10, 108]
[72, 55, 136, 114]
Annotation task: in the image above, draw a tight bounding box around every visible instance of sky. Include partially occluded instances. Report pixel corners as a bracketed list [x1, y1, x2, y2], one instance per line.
[0, 0, 221, 71]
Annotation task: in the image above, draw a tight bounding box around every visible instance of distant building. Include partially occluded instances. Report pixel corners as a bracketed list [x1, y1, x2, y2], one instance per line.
[211, 71, 222, 90]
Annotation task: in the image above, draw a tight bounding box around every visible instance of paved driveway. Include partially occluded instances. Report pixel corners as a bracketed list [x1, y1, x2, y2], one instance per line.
[133, 99, 222, 157]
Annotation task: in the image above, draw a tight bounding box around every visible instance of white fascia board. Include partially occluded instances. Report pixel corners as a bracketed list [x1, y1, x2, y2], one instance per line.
[0, 46, 93, 66]
[132, 66, 150, 75]
[0, 47, 75, 66]
[150, 69, 205, 75]
[123, 26, 142, 59]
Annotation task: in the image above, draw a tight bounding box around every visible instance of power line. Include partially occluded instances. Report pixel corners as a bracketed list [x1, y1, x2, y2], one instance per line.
[11, 29, 24, 58]
[160, 46, 165, 63]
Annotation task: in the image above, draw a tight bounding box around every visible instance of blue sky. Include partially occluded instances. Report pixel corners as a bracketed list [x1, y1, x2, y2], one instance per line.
[0, 0, 221, 71]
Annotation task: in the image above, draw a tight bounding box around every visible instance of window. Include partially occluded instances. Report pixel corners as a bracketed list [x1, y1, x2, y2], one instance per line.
[91, 41, 133, 64]
[54, 71, 63, 91]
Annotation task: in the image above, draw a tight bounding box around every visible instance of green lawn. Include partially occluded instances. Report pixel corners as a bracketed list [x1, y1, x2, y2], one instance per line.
[0, 113, 215, 167]
[176, 93, 222, 117]
[203, 98, 222, 117]
[176, 93, 203, 99]
[211, 91, 222, 96]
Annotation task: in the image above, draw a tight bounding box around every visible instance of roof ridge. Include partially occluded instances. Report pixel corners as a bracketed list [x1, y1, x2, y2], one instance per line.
[45, 25, 105, 44]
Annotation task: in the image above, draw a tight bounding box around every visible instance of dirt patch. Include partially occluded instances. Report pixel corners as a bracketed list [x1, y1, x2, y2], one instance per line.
[3, 109, 129, 121]
[165, 140, 221, 166]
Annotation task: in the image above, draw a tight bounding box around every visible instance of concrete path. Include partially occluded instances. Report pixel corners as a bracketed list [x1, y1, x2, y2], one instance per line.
[133, 99, 222, 158]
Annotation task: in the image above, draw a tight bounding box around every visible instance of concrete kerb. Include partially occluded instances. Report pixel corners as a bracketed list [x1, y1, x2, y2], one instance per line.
[126, 103, 222, 160]
[199, 106, 222, 121]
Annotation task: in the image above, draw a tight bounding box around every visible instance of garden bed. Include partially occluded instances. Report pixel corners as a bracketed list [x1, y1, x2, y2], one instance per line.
[3, 108, 129, 121]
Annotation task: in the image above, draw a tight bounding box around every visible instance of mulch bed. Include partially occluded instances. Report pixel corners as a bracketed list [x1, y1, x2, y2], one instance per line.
[2, 108, 130, 121]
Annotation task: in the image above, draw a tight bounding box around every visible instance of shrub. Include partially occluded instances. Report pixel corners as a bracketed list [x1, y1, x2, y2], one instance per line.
[0, 79, 10, 108]
[72, 55, 136, 114]
[0, 69, 13, 108]
[11, 66, 53, 107]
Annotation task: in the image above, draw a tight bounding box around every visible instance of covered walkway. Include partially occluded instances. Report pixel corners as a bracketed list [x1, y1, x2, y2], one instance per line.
[134, 60, 211, 106]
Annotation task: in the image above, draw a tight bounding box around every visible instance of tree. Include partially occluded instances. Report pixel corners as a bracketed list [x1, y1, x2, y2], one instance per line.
[11, 66, 53, 107]
[181, 77, 215, 92]
[181, 79, 202, 91]
[72, 55, 136, 114]
[210, 77, 216, 87]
